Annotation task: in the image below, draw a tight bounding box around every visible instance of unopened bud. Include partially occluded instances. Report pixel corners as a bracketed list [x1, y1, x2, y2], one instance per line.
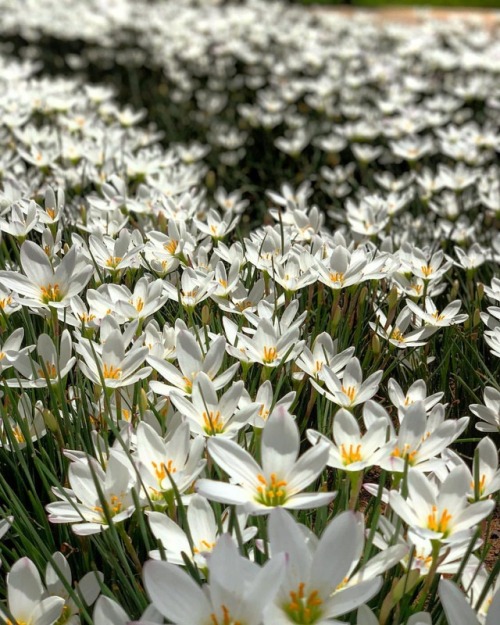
[387, 286, 399, 311]
[332, 306, 342, 329]
[477, 283, 484, 302]
[201, 304, 210, 326]
[43, 409, 59, 433]
[139, 388, 148, 416]
[473, 308, 481, 328]
[449, 280, 459, 301]
[371, 333, 381, 355]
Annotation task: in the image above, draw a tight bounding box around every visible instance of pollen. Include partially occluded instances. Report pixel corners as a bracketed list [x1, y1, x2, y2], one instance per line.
[470, 474, 487, 496]
[40, 283, 63, 304]
[340, 385, 356, 402]
[164, 239, 178, 255]
[390, 328, 405, 342]
[151, 459, 177, 482]
[38, 361, 58, 379]
[105, 256, 123, 269]
[103, 364, 122, 380]
[0, 295, 12, 309]
[12, 425, 26, 444]
[263, 346, 278, 364]
[421, 265, 433, 278]
[93, 495, 123, 518]
[340, 443, 363, 465]
[255, 472, 288, 506]
[134, 297, 145, 312]
[46, 207, 57, 220]
[391, 443, 417, 465]
[427, 506, 452, 535]
[210, 605, 242, 625]
[193, 539, 216, 554]
[202, 410, 225, 435]
[329, 271, 345, 285]
[284, 582, 323, 624]
[431, 311, 445, 322]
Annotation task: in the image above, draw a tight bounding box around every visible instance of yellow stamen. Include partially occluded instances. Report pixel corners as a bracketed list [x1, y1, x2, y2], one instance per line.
[151, 459, 177, 482]
[0, 296, 12, 309]
[40, 283, 62, 304]
[391, 444, 417, 465]
[103, 364, 122, 380]
[38, 362, 58, 379]
[329, 271, 345, 285]
[341, 385, 356, 402]
[105, 256, 122, 269]
[427, 506, 452, 534]
[390, 328, 405, 343]
[263, 346, 278, 364]
[164, 240, 178, 255]
[255, 473, 288, 506]
[340, 443, 363, 465]
[202, 410, 224, 435]
[284, 582, 323, 624]
[210, 605, 242, 625]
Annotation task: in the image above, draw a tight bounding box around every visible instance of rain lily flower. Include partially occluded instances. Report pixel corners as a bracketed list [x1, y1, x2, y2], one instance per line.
[266, 509, 384, 624]
[439, 578, 500, 625]
[147, 494, 256, 567]
[307, 404, 392, 471]
[196, 406, 335, 514]
[169, 372, 258, 437]
[0, 557, 65, 625]
[46, 450, 137, 535]
[469, 387, 500, 433]
[312, 358, 383, 409]
[134, 420, 206, 504]
[143, 534, 286, 625]
[0, 241, 93, 309]
[389, 466, 496, 543]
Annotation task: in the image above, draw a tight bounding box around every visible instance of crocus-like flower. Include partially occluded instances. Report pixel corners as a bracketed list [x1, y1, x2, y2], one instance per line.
[439, 578, 500, 625]
[169, 372, 258, 437]
[0, 557, 65, 625]
[46, 450, 136, 535]
[147, 494, 256, 568]
[45, 552, 103, 625]
[307, 404, 392, 471]
[76, 327, 151, 389]
[144, 534, 285, 625]
[265, 509, 383, 624]
[134, 420, 206, 504]
[389, 466, 495, 543]
[0, 241, 93, 309]
[93, 596, 162, 625]
[196, 406, 335, 514]
[149, 331, 238, 396]
[406, 297, 468, 329]
[312, 358, 383, 409]
[470, 387, 500, 433]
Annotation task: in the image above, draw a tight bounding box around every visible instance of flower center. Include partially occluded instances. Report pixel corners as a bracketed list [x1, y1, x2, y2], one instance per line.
[470, 474, 487, 496]
[427, 506, 452, 535]
[340, 443, 363, 465]
[12, 425, 25, 444]
[193, 539, 216, 554]
[164, 240, 178, 255]
[38, 361, 58, 379]
[421, 265, 433, 278]
[134, 297, 145, 312]
[210, 605, 242, 625]
[202, 410, 224, 435]
[340, 385, 356, 402]
[391, 444, 417, 465]
[103, 364, 122, 380]
[255, 473, 288, 506]
[105, 256, 123, 269]
[151, 459, 177, 483]
[284, 582, 323, 624]
[329, 271, 345, 285]
[0, 296, 12, 309]
[390, 328, 405, 342]
[431, 311, 445, 322]
[40, 283, 62, 304]
[263, 346, 278, 364]
[93, 495, 123, 519]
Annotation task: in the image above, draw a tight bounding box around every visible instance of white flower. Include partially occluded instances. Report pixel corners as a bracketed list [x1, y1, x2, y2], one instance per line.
[0, 557, 65, 625]
[143, 534, 285, 625]
[196, 406, 335, 514]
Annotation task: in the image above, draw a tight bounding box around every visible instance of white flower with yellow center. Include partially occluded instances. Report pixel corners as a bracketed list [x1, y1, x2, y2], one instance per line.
[196, 406, 335, 515]
[389, 466, 495, 544]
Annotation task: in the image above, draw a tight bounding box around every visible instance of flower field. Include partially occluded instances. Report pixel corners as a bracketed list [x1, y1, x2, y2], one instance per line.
[0, 0, 498, 623]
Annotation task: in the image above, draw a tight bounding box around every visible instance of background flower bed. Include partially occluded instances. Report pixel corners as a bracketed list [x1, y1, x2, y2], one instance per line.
[0, 1, 498, 624]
